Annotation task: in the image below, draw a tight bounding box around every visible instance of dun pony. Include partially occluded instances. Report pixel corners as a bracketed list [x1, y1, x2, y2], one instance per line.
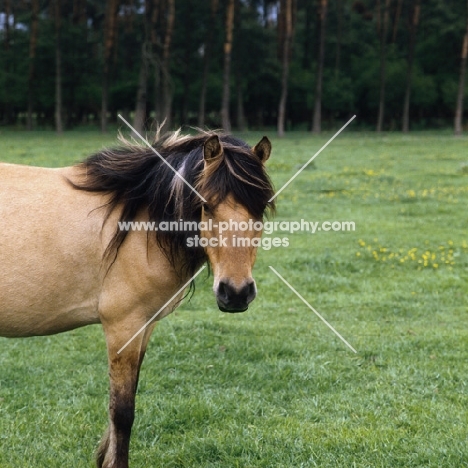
[0, 130, 274, 468]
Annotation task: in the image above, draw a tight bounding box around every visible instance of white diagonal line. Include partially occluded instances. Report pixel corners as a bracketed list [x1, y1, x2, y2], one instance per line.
[118, 114, 207, 203]
[269, 115, 356, 202]
[269, 266, 357, 353]
[117, 265, 207, 354]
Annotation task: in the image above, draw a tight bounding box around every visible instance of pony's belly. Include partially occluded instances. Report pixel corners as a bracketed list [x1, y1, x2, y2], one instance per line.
[0, 241, 102, 337]
[0, 303, 100, 337]
[0, 263, 102, 337]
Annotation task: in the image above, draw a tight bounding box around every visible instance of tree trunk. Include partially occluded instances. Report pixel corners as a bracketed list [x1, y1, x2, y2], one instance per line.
[277, 0, 293, 137]
[236, 69, 247, 131]
[376, 0, 381, 35]
[101, 0, 119, 133]
[376, 0, 391, 133]
[392, 0, 403, 43]
[133, 1, 150, 134]
[180, 0, 193, 125]
[221, 0, 235, 132]
[302, 0, 313, 69]
[160, 0, 175, 130]
[2, 0, 11, 124]
[198, 0, 219, 128]
[334, 0, 342, 77]
[154, 67, 162, 124]
[54, 0, 63, 134]
[149, 0, 162, 123]
[455, 0, 468, 136]
[133, 45, 148, 135]
[312, 0, 328, 134]
[27, 0, 39, 130]
[402, 0, 421, 133]
[123, 0, 136, 70]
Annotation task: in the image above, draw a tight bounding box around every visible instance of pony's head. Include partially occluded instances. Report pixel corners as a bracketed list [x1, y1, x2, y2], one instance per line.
[72, 130, 275, 312]
[196, 135, 274, 312]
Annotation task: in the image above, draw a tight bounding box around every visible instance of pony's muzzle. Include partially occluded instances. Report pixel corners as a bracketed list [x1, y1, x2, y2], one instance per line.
[215, 278, 256, 313]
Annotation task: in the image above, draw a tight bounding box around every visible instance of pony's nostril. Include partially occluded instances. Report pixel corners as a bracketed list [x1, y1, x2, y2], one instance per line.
[217, 280, 229, 301]
[246, 281, 256, 303]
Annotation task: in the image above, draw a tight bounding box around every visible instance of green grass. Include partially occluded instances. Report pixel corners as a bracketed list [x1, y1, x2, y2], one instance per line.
[0, 129, 467, 467]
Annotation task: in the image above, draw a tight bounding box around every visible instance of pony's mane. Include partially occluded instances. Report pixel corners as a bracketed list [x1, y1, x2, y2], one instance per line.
[71, 129, 275, 278]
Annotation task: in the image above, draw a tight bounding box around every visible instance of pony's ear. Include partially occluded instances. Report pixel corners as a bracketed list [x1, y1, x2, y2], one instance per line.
[252, 136, 271, 163]
[203, 135, 223, 163]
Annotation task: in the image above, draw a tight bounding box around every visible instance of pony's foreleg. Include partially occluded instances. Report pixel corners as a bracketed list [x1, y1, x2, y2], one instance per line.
[97, 321, 155, 468]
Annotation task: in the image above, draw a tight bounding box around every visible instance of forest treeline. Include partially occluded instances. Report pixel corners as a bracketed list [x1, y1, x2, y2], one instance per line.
[0, 0, 468, 135]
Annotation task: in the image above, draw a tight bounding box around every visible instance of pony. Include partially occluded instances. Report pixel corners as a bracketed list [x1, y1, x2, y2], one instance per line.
[0, 130, 275, 468]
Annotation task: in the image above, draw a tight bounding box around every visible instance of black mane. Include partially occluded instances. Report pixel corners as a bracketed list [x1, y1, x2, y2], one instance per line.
[72, 130, 275, 277]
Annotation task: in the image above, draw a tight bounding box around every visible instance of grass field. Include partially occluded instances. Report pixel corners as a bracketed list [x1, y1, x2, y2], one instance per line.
[0, 128, 467, 467]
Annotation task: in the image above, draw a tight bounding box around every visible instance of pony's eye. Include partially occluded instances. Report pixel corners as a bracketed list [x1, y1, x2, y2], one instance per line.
[203, 204, 212, 214]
